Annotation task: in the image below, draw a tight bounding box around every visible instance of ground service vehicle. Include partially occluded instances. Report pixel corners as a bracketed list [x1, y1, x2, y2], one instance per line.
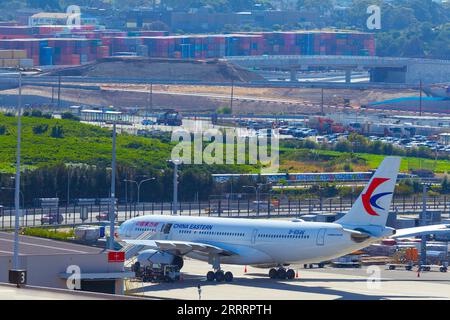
[132, 261, 181, 282]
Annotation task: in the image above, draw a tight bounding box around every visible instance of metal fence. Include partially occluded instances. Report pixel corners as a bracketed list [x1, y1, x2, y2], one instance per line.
[0, 195, 449, 230]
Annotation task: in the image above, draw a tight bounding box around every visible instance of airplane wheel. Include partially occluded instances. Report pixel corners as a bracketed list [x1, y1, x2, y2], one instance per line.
[269, 268, 277, 279]
[215, 271, 225, 282]
[206, 271, 215, 281]
[277, 268, 287, 280]
[224, 271, 233, 282]
[286, 269, 295, 280]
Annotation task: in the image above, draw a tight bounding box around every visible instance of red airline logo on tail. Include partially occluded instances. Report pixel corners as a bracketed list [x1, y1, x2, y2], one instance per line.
[361, 177, 392, 216]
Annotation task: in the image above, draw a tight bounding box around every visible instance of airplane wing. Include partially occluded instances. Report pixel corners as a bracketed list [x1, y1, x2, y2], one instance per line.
[122, 239, 236, 256]
[391, 224, 450, 239]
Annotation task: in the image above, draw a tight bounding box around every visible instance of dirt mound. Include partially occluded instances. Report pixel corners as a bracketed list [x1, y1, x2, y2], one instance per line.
[45, 57, 263, 82]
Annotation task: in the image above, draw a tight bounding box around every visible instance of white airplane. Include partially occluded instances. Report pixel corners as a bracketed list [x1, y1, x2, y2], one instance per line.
[117, 156, 450, 282]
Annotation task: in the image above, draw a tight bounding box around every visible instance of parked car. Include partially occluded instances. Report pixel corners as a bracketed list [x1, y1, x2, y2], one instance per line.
[141, 119, 155, 126]
[252, 201, 275, 212]
[41, 214, 64, 225]
[96, 211, 118, 221]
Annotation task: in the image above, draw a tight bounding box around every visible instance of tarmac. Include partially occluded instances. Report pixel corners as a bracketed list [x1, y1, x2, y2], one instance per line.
[0, 283, 145, 300]
[125, 258, 450, 300]
[0, 231, 103, 256]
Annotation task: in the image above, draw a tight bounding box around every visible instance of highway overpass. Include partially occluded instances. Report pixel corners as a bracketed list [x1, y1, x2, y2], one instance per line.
[226, 55, 450, 85]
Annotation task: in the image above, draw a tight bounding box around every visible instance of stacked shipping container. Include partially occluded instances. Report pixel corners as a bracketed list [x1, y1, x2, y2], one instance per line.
[0, 26, 376, 66]
[0, 49, 32, 67]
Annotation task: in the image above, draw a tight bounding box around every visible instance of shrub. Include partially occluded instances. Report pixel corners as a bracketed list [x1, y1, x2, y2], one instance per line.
[50, 125, 64, 138]
[32, 124, 48, 134]
[31, 109, 43, 117]
[21, 227, 74, 240]
[216, 106, 232, 114]
[61, 112, 80, 121]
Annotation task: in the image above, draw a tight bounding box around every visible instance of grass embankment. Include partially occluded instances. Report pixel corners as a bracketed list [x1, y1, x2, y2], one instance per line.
[280, 148, 450, 173]
[0, 113, 174, 173]
[1, 113, 448, 174]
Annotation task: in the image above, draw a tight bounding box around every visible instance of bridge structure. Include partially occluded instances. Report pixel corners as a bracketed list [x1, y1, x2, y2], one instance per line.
[225, 55, 450, 85]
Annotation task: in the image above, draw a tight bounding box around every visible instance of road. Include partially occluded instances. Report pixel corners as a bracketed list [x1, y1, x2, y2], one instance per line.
[0, 74, 417, 90]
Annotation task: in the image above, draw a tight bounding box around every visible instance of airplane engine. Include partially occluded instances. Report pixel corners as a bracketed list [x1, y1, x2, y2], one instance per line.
[136, 249, 184, 270]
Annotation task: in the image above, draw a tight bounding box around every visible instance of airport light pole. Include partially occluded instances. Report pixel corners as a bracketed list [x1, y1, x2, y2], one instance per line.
[109, 121, 117, 251]
[9, 68, 25, 286]
[420, 183, 428, 268]
[169, 159, 183, 215]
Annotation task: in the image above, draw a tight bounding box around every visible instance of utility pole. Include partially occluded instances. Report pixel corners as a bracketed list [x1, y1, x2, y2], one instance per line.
[419, 79, 423, 117]
[57, 75, 61, 109]
[321, 87, 324, 116]
[109, 121, 117, 250]
[230, 79, 234, 115]
[150, 83, 153, 117]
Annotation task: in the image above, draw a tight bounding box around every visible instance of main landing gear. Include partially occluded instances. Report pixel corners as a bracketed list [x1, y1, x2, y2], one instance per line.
[206, 270, 234, 282]
[269, 267, 295, 280]
[206, 255, 233, 282]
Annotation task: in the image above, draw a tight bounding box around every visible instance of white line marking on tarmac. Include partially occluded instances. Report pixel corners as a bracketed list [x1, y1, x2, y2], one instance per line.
[0, 238, 91, 254]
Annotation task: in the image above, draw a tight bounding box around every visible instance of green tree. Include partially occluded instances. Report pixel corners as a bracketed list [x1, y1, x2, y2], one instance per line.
[50, 125, 64, 138]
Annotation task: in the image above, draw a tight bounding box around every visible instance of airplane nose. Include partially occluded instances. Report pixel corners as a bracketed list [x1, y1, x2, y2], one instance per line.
[116, 222, 125, 240]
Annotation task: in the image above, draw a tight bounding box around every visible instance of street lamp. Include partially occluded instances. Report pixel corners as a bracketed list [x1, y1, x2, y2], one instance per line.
[124, 177, 156, 206]
[243, 182, 272, 216]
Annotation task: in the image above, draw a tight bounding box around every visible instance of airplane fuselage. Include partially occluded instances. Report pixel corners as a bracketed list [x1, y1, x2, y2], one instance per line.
[118, 215, 377, 266]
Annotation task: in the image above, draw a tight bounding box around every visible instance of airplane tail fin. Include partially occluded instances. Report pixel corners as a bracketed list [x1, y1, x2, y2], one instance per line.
[336, 156, 401, 232]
